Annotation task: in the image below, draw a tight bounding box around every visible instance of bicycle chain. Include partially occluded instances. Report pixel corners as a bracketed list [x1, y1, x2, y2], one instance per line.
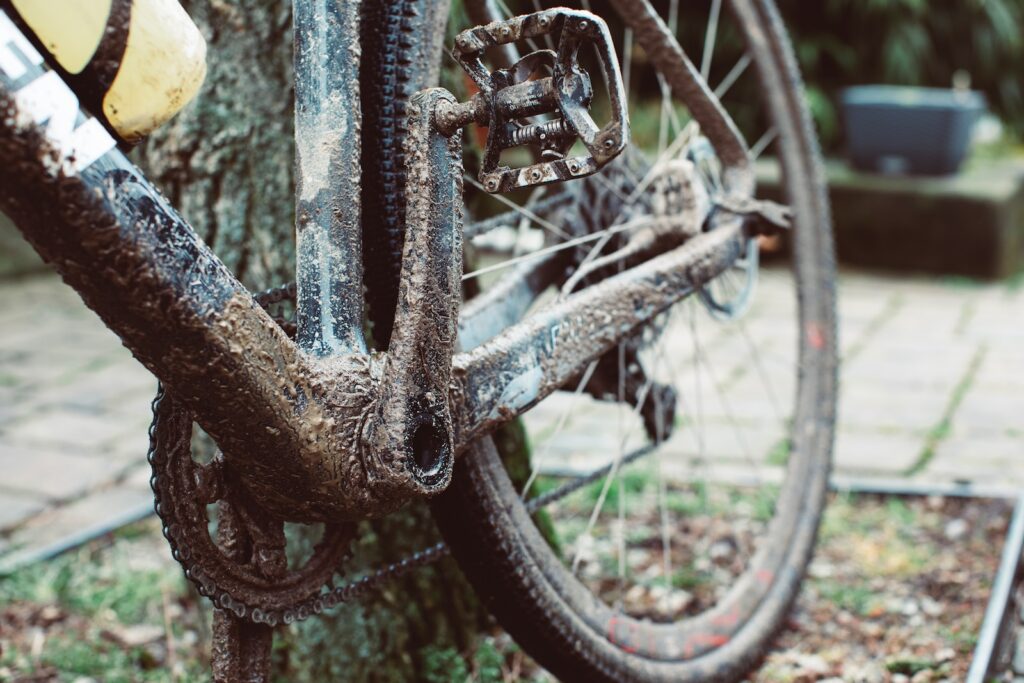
[148, 282, 660, 626]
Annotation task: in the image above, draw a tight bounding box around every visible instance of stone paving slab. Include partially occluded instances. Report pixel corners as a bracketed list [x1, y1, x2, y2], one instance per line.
[952, 388, 1024, 437]
[0, 489, 46, 531]
[7, 409, 144, 452]
[0, 484, 153, 574]
[930, 434, 1024, 473]
[832, 429, 927, 474]
[0, 443, 123, 500]
[839, 385, 952, 434]
[0, 274, 154, 568]
[973, 350, 1024, 392]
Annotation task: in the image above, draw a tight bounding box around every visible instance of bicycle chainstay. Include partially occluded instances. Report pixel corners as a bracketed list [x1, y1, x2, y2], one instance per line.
[147, 283, 666, 626]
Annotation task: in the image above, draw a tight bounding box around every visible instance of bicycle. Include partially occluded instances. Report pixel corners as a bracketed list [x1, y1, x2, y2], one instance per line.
[0, 0, 836, 680]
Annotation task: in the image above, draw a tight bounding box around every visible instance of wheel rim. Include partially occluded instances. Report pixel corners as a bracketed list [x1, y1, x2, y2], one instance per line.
[446, 0, 836, 670]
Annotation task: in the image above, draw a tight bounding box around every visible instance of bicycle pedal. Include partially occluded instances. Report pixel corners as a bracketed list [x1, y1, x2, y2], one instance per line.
[444, 9, 629, 193]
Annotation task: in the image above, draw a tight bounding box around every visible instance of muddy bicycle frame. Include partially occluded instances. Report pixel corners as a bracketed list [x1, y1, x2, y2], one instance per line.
[0, 0, 758, 523]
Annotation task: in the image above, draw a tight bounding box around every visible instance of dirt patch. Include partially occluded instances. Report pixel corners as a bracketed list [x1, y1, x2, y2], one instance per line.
[757, 493, 1008, 682]
[0, 494, 1009, 682]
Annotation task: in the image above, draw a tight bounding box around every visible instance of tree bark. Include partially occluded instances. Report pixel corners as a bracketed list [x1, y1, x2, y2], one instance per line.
[135, 2, 490, 679]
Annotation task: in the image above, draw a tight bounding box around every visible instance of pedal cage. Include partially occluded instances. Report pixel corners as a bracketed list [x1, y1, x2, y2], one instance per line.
[451, 9, 629, 193]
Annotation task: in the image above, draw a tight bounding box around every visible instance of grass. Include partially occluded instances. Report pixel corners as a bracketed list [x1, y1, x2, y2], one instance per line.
[815, 580, 879, 617]
[939, 275, 986, 290]
[766, 437, 791, 466]
[581, 466, 655, 511]
[816, 494, 931, 581]
[841, 293, 904, 361]
[670, 565, 714, 591]
[1006, 267, 1024, 292]
[23, 636, 154, 683]
[905, 346, 986, 475]
[664, 481, 710, 516]
[953, 299, 978, 335]
[1, 490, 1001, 682]
[1, 549, 175, 625]
[0, 521, 210, 682]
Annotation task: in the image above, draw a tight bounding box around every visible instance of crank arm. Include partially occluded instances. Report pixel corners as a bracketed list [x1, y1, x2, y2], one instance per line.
[360, 89, 464, 496]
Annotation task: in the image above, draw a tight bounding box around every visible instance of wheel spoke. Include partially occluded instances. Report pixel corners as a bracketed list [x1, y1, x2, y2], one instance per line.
[690, 305, 765, 482]
[461, 216, 649, 281]
[570, 376, 655, 575]
[701, 0, 723, 81]
[616, 340, 627, 604]
[464, 175, 570, 240]
[655, 395, 673, 615]
[737, 318, 784, 424]
[519, 359, 600, 499]
[714, 53, 752, 100]
[750, 127, 779, 161]
[668, 0, 680, 34]
[514, 187, 548, 256]
[464, 191, 574, 239]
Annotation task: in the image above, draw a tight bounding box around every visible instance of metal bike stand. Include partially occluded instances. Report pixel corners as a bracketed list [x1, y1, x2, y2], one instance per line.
[826, 477, 1024, 680]
[967, 493, 1024, 681]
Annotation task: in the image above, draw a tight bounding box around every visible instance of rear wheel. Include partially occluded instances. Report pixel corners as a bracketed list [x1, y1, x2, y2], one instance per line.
[364, 0, 836, 680]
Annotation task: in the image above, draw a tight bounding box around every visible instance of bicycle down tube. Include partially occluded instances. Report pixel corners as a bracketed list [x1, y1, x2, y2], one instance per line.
[0, 4, 752, 522]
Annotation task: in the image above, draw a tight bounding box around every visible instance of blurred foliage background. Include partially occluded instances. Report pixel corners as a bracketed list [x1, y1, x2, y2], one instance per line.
[456, 0, 1024, 154]
[776, 0, 1024, 150]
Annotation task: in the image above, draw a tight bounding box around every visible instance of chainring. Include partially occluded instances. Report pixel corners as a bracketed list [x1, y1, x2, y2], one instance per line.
[147, 283, 356, 627]
[148, 387, 356, 626]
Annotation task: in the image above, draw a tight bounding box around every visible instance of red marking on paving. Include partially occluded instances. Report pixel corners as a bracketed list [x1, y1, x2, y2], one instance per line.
[806, 322, 826, 350]
[755, 568, 775, 585]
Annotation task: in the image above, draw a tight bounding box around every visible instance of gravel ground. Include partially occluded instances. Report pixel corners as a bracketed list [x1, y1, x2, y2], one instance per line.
[757, 494, 1010, 682]
[0, 493, 1011, 682]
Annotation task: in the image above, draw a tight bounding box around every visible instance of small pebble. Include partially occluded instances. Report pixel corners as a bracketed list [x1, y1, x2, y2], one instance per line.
[708, 538, 736, 564]
[944, 518, 969, 541]
[843, 661, 886, 683]
[795, 654, 830, 674]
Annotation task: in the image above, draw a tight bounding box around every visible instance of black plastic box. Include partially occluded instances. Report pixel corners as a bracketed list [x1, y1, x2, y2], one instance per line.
[841, 85, 986, 176]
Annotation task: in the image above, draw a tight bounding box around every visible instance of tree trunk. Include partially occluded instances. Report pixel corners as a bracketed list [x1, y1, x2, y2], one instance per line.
[135, 2, 490, 679]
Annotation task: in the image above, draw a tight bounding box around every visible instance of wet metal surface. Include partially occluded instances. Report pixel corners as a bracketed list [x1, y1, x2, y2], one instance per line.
[294, 0, 365, 355]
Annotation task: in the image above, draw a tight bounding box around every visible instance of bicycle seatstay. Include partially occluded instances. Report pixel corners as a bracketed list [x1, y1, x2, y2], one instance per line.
[0, 5, 752, 523]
